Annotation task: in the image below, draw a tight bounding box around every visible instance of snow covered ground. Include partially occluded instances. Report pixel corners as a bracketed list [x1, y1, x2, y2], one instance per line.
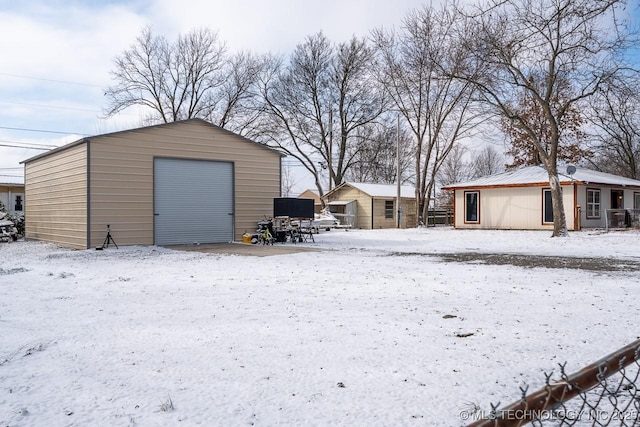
[1, 228, 639, 426]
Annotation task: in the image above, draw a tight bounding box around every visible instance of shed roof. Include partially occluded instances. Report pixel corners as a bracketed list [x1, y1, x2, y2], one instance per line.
[325, 182, 415, 199]
[443, 165, 640, 190]
[22, 118, 284, 164]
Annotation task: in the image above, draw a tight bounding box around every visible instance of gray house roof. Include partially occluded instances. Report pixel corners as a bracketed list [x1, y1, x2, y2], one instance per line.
[443, 165, 640, 189]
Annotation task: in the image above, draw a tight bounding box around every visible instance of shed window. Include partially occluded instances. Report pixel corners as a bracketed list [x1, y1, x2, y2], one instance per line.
[635, 192, 640, 209]
[586, 189, 600, 218]
[385, 200, 394, 219]
[543, 189, 554, 224]
[464, 191, 479, 223]
[14, 195, 23, 211]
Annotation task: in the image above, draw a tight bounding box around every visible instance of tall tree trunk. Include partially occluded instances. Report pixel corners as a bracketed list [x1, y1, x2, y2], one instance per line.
[545, 163, 568, 237]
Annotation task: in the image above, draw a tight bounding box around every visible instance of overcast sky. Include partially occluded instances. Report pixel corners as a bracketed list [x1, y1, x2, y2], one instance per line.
[0, 0, 430, 187]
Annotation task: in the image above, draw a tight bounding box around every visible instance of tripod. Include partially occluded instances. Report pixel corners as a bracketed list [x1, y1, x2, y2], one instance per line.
[100, 224, 118, 249]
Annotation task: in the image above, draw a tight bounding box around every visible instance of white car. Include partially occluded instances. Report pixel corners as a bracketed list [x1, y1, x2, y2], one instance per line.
[0, 212, 18, 242]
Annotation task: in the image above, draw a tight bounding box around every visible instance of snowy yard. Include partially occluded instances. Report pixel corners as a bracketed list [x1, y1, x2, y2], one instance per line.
[1, 228, 639, 426]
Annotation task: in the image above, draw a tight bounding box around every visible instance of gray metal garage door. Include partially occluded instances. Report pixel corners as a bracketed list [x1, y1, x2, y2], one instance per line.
[154, 158, 233, 245]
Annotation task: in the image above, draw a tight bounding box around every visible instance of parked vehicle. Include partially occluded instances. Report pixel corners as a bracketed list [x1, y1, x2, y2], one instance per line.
[0, 212, 18, 242]
[309, 209, 340, 232]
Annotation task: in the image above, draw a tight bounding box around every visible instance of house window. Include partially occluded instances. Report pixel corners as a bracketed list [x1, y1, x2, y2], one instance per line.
[586, 189, 600, 218]
[635, 192, 640, 209]
[385, 200, 394, 219]
[464, 191, 479, 223]
[14, 195, 23, 211]
[543, 189, 554, 224]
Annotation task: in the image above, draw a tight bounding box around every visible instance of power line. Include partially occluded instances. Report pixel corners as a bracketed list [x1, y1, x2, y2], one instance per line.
[0, 99, 140, 117]
[0, 138, 58, 147]
[0, 72, 104, 88]
[0, 99, 100, 114]
[0, 143, 53, 151]
[0, 139, 58, 150]
[0, 125, 88, 136]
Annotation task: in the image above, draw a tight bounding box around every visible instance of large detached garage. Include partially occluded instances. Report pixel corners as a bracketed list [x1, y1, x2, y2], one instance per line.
[23, 119, 282, 249]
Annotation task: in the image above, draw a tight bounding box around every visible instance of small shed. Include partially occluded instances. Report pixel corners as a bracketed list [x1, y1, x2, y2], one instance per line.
[443, 165, 640, 230]
[297, 189, 322, 214]
[322, 182, 416, 229]
[22, 119, 283, 249]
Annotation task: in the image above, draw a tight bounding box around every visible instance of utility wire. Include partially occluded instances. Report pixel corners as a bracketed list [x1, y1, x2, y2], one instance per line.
[0, 125, 88, 135]
[0, 138, 58, 147]
[0, 144, 53, 150]
[0, 72, 104, 88]
[0, 99, 100, 113]
[0, 139, 58, 150]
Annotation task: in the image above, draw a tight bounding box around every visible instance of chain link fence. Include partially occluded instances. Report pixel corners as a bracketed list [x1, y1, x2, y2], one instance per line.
[605, 209, 640, 231]
[466, 339, 640, 426]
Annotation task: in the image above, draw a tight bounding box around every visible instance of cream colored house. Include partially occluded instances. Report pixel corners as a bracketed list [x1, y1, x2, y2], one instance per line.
[443, 165, 640, 230]
[322, 182, 416, 229]
[23, 119, 282, 249]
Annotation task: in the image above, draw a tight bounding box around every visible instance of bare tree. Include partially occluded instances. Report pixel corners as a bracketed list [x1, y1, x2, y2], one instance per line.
[208, 51, 267, 136]
[588, 78, 640, 179]
[258, 32, 386, 199]
[105, 27, 227, 123]
[372, 2, 480, 225]
[105, 27, 266, 136]
[280, 163, 298, 197]
[436, 144, 469, 206]
[344, 115, 414, 184]
[454, 0, 633, 236]
[469, 145, 504, 178]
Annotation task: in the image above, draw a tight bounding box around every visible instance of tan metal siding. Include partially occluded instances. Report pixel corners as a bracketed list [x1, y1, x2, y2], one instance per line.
[401, 199, 417, 228]
[453, 185, 575, 230]
[327, 186, 372, 228]
[372, 199, 395, 229]
[25, 144, 88, 249]
[88, 121, 280, 247]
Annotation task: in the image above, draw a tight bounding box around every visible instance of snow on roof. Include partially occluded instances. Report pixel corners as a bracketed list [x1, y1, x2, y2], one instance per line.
[327, 200, 355, 206]
[0, 175, 24, 186]
[443, 165, 640, 189]
[344, 182, 415, 198]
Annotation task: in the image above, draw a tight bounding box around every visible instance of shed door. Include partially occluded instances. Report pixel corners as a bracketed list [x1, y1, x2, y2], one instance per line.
[154, 158, 233, 245]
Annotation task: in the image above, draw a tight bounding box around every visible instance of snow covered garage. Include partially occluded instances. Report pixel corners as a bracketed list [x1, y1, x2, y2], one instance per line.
[23, 119, 282, 249]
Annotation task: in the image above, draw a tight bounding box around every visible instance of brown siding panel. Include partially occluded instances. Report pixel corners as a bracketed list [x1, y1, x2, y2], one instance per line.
[25, 144, 88, 249]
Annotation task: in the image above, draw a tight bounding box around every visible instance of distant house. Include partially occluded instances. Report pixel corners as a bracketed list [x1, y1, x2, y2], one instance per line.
[22, 119, 283, 249]
[298, 189, 323, 214]
[322, 182, 416, 229]
[442, 165, 640, 230]
[0, 177, 24, 214]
